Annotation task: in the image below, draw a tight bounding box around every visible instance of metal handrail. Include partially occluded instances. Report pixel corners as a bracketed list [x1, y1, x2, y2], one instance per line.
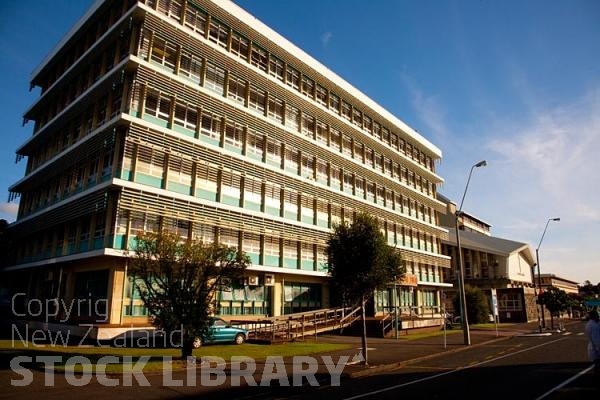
[233, 305, 360, 342]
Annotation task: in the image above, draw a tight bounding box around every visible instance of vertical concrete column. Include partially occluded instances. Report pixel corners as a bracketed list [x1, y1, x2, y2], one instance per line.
[272, 278, 282, 317]
[107, 266, 125, 325]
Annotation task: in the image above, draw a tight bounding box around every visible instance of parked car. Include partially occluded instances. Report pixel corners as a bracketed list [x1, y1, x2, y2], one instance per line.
[110, 317, 248, 348]
[193, 317, 248, 348]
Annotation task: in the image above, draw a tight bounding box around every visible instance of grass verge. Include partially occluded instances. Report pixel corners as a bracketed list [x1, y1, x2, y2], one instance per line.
[0, 339, 354, 374]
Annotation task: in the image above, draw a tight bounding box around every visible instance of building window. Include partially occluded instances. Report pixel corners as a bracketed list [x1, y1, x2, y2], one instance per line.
[330, 165, 341, 190]
[250, 45, 268, 72]
[224, 122, 243, 151]
[228, 74, 247, 105]
[150, 36, 177, 72]
[263, 236, 280, 267]
[195, 162, 218, 201]
[230, 31, 249, 60]
[208, 17, 229, 48]
[136, 146, 164, 187]
[242, 232, 260, 263]
[283, 239, 298, 268]
[157, 0, 183, 21]
[301, 75, 315, 99]
[204, 62, 225, 95]
[301, 113, 315, 138]
[353, 141, 364, 162]
[243, 177, 262, 211]
[343, 171, 354, 194]
[192, 223, 215, 243]
[246, 128, 264, 160]
[173, 101, 198, 133]
[329, 93, 340, 113]
[316, 121, 328, 145]
[267, 96, 283, 123]
[301, 154, 315, 180]
[285, 104, 300, 132]
[341, 101, 352, 121]
[219, 228, 239, 249]
[220, 170, 241, 206]
[248, 84, 265, 114]
[330, 128, 341, 151]
[316, 158, 328, 184]
[184, 3, 207, 36]
[200, 112, 221, 143]
[283, 189, 298, 220]
[178, 51, 203, 83]
[284, 146, 299, 174]
[265, 137, 282, 167]
[342, 135, 352, 157]
[167, 156, 193, 194]
[264, 182, 281, 216]
[269, 54, 285, 82]
[286, 65, 300, 91]
[144, 90, 171, 125]
[355, 178, 365, 198]
[316, 85, 328, 106]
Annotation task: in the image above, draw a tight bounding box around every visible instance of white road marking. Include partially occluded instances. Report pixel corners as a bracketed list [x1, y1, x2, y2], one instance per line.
[343, 337, 568, 400]
[534, 365, 594, 400]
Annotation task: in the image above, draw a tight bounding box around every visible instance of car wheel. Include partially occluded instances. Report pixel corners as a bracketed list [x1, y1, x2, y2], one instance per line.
[192, 337, 202, 349]
[234, 333, 245, 345]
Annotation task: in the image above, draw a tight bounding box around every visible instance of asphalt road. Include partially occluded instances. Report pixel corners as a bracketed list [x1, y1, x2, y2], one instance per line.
[1, 323, 596, 399]
[189, 324, 597, 400]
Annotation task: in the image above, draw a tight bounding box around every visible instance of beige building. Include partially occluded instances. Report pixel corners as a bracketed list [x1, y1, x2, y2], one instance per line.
[3, 0, 449, 333]
[438, 195, 537, 322]
[538, 274, 579, 295]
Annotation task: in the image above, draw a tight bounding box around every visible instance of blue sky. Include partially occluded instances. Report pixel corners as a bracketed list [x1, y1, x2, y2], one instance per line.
[0, 0, 598, 284]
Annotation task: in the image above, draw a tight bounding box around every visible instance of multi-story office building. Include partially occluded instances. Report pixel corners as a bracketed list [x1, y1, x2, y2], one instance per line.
[4, 0, 448, 328]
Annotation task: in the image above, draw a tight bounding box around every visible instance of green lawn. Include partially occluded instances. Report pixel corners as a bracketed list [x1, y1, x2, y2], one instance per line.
[0, 339, 354, 374]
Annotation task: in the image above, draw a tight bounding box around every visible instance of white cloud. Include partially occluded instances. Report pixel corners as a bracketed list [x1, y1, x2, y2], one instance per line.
[321, 31, 332, 46]
[0, 202, 18, 222]
[400, 72, 449, 141]
[486, 87, 600, 224]
[476, 86, 600, 284]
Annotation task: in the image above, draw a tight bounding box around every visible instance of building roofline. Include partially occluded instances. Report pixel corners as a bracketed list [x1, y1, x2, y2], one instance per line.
[539, 273, 580, 285]
[210, 0, 443, 158]
[30, 0, 442, 158]
[31, 0, 104, 80]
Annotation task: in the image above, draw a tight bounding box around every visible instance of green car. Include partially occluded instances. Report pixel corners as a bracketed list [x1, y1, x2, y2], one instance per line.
[192, 317, 248, 348]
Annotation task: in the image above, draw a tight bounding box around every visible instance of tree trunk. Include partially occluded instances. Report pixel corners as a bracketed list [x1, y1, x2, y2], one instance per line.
[361, 296, 368, 366]
[181, 338, 194, 359]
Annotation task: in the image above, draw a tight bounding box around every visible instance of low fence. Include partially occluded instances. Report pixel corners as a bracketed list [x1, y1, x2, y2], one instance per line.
[231, 306, 361, 343]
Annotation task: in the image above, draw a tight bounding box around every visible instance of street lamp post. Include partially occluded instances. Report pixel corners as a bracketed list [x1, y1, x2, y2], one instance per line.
[455, 160, 487, 346]
[535, 217, 560, 332]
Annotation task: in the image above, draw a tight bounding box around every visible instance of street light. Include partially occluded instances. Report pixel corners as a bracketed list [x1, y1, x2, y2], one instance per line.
[535, 217, 560, 332]
[455, 160, 487, 346]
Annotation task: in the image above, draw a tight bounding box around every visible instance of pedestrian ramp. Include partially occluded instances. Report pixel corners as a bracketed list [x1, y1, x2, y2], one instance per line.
[231, 306, 361, 343]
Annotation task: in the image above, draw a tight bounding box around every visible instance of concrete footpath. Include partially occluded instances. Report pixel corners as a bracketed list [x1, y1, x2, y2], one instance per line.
[308, 320, 581, 378]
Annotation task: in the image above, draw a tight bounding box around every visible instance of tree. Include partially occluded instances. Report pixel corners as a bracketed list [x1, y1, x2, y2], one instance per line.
[539, 286, 569, 329]
[326, 212, 405, 365]
[579, 281, 600, 299]
[130, 230, 250, 358]
[452, 284, 490, 324]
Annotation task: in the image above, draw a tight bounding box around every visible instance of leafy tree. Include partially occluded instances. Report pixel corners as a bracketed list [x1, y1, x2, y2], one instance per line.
[579, 280, 600, 299]
[452, 284, 490, 324]
[539, 286, 569, 329]
[130, 230, 250, 358]
[326, 212, 404, 365]
[566, 292, 584, 318]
